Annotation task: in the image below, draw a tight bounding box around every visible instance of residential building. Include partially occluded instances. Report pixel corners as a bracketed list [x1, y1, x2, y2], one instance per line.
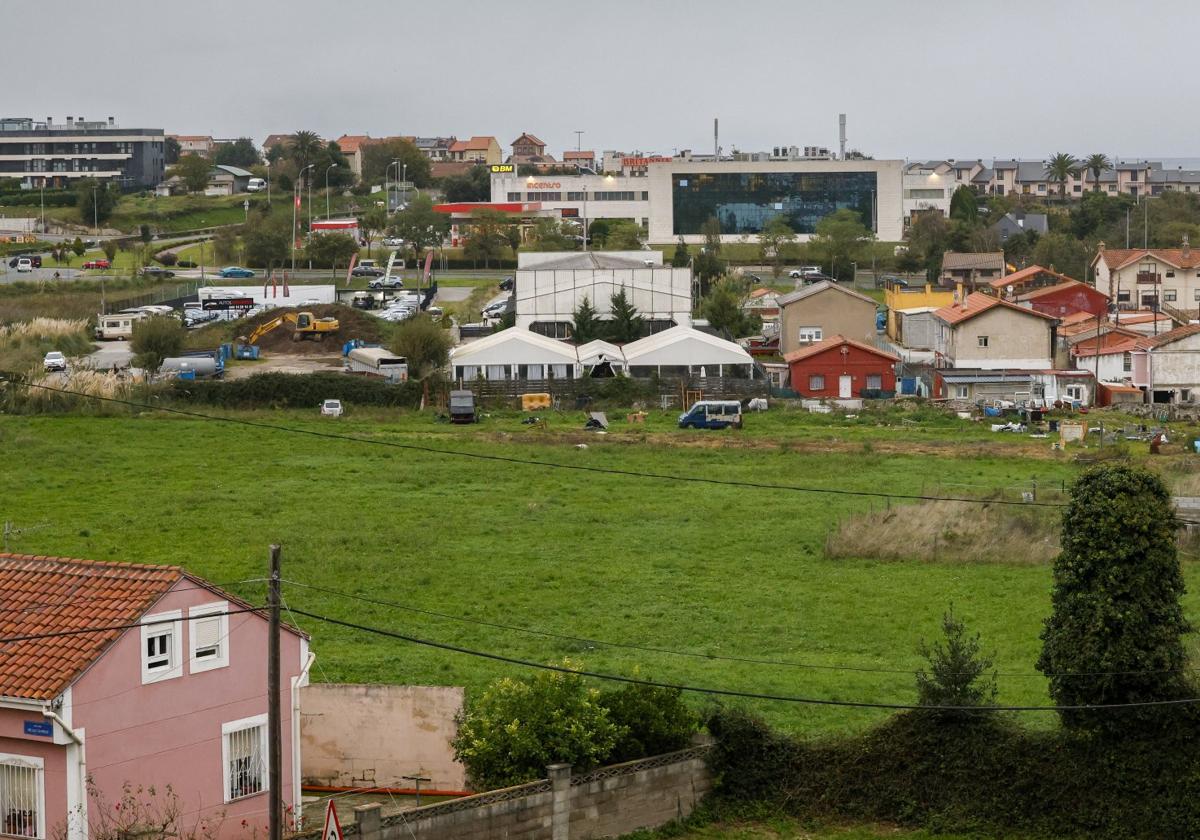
[169, 134, 215, 157]
[777, 281, 877, 356]
[430, 161, 474, 179]
[1072, 333, 1139, 383]
[1091, 242, 1200, 312]
[884, 280, 956, 343]
[935, 368, 1093, 406]
[987, 264, 1072, 297]
[447, 136, 501, 165]
[990, 211, 1048, 243]
[902, 160, 985, 218]
[511, 132, 548, 160]
[335, 134, 372, 177]
[1130, 324, 1200, 403]
[939, 251, 1006, 288]
[409, 136, 457, 161]
[933, 292, 1057, 369]
[0, 116, 165, 188]
[0, 552, 310, 840]
[784, 335, 899, 399]
[1017, 280, 1108, 319]
[563, 150, 596, 172]
[512, 251, 692, 336]
[261, 134, 291, 156]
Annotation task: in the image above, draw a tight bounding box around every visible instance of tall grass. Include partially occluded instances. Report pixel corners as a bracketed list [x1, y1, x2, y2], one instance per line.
[1, 369, 151, 414]
[0, 318, 94, 374]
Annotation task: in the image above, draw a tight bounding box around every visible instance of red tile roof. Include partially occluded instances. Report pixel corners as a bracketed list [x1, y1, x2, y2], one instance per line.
[448, 136, 497, 153]
[1096, 247, 1200, 270]
[0, 554, 182, 700]
[782, 335, 900, 364]
[335, 134, 371, 153]
[1019, 280, 1107, 301]
[511, 132, 545, 148]
[1072, 335, 1140, 358]
[933, 292, 1058, 326]
[430, 161, 474, 179]
[988, 264, 1076, 290]
[1134, 323, 1200, 350]
[562, 151, 595, 160]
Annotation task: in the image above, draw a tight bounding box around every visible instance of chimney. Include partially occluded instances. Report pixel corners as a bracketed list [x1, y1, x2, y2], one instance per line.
[1184, 233, 1191, 260]
[959, 283, 967, 310]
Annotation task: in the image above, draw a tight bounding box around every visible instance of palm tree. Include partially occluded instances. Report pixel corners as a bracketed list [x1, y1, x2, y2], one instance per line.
[288, 130, 322, 169]
[1084, 153, 1112, 192]
[1045, 153, 1080, 202]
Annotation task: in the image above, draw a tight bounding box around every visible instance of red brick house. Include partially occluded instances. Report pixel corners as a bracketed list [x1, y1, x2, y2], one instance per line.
[783, 335, 899, 399]
[1017, 280, 1108, 318]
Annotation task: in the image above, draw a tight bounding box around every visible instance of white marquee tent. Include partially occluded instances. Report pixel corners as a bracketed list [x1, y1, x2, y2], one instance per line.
[621, 326, 755, 378]
[450, 328, 581, 382]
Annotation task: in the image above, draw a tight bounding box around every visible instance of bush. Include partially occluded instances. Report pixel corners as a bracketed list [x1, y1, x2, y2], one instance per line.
[131, 316, 185, 372]
[598, 683, 699, 763]
[452, 666, 624, 790]
[706, 706, 1200, 839]
[914, 605, 998, 716]
[170, 372, 421, 409]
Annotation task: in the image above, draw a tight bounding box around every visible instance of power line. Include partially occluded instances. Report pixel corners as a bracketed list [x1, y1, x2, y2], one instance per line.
[287, 606, 1200, 713]
[3, 379, 1068, 509]
[281, 579, 1197, 680]
[0, 605, 266, 645]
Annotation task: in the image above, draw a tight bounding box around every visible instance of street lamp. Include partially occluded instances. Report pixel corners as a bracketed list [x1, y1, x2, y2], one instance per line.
[293, 164, 314, 273]
[92, 186, 98, 232]
[401, 162, 408, 209]
[385, 159, 402, 212]
[325, 163, 337, 220]
[266, 160, 272, 206]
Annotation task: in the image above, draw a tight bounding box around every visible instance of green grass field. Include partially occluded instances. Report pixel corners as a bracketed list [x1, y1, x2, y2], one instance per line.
[7, 406, 1196, 737]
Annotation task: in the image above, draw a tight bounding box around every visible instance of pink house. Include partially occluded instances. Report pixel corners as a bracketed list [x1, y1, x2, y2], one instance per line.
[0, 553, 310, 839]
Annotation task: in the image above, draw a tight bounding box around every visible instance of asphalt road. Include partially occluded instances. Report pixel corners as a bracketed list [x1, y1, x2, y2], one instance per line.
[86, 341, 134, 371]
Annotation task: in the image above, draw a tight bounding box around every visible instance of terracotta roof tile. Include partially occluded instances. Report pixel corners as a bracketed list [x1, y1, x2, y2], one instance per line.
[988, 264, 1077, 290]
[1019, 280, 1107, 301]
[1134, 322, 1200, 350]
[933, 292, 1058, 326]
[783, 335, 899, 364]
[1098, 247, 1200, 270]
[0, 554, 181, 700]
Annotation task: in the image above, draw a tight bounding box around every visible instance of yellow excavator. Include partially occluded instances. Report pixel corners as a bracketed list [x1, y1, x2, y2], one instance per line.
[245, 311, 340, 345]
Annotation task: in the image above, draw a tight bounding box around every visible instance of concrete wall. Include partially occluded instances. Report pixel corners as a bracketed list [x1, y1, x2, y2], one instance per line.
[301, 684, 465, 792]
[940, 306, 1053, 369]
[295, 747, 711, 840]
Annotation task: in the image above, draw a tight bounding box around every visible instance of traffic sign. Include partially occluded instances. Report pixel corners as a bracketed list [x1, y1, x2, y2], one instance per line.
[323, 800, 343, 840]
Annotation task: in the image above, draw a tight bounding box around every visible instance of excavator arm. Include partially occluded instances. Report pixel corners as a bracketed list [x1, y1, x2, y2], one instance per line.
[246, 313, 295, 346]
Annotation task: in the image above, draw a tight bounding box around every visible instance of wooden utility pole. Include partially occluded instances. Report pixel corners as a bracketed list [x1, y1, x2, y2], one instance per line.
[268, 544, 283, 840]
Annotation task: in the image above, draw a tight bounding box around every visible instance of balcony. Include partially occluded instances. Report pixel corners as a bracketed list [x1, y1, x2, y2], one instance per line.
[1136, 271, 1161, 284]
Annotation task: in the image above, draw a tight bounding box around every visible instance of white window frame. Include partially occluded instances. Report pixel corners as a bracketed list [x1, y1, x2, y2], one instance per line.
[798, 326, 822, 344]
[977, 335, 989, 348]
[1066, 385, 1085, 402]
[221, 714, 269, 803]
[808, 374, 825, 390]
[954, 385, 969, 399]
[0, 752, 45, 840]
[189, 601, 230, 674]
[140, 610, 183, 685]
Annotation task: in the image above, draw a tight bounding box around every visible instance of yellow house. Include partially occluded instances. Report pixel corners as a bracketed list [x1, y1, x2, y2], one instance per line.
[884, 280, 958, 341]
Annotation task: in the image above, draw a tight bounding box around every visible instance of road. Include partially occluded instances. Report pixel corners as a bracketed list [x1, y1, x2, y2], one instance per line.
[86, 341, 134, 371]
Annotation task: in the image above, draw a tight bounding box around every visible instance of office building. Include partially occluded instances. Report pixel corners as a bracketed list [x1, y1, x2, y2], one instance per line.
[0, 116, 165, 188]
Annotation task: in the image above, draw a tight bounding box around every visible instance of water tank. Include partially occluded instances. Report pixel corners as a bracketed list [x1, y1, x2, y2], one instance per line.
[161, 356, 218, 377]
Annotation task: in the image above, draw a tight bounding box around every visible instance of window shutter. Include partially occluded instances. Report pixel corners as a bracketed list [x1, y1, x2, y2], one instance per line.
[194, 616, 221, 656]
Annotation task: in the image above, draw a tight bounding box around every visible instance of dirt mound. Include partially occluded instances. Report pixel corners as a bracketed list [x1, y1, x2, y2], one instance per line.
[234, 304, 386, 356]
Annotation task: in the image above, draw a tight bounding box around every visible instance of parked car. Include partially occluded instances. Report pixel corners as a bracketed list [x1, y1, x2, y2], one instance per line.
[678, 400, 743, 430]
[368, 277, 404, 290]
[789, 266, 823, 279]
[16, 258, 33, 273]
[300, 298, 322, 306]
[483, 300, 510, 318]
[140, 266, 175, 278]
[218, 266, 255, 279]
[320, 399, 344, 417]
[43, 351, 67, 372]
[499, 276, 514, 291]
[82, 259, 111, 270]
[9, 255, 41, 269]
[382, 236, 405, 247]
[351, 264, 385, 277]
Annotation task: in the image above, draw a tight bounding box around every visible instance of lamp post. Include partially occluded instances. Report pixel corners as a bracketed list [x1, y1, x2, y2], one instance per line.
[325, 163, 336, 220]
[266, 160, 271, 206]
[386, 159, 401, 212]
[301, 164, 314, 270]
[92, 186, 98, 233]
[401, 163, 408, 209]
[39, 179, 45, 235]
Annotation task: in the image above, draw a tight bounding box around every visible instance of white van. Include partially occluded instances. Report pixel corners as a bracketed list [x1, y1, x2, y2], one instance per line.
[246, 178, 267, 192]
[16, 258, 32, 272]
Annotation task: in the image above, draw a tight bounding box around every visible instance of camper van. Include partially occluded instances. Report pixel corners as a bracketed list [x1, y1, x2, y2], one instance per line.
[345, 347, 409, 383]
[678, 400, 743, 430]
[94, 310, 148, 340]
[247, 178, 267, 192]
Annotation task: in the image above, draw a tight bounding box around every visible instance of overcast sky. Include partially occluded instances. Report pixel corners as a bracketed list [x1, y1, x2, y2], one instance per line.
[9, 0, 1199, 161]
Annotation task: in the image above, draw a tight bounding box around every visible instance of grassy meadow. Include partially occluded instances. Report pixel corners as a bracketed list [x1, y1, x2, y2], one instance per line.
[6, 405, 1199, 737]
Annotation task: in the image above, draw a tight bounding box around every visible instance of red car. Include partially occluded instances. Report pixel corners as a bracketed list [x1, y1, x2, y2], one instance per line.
[82, 259, 111, 269]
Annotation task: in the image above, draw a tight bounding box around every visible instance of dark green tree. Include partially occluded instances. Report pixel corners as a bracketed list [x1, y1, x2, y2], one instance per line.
[287, 130, 323, 171]
[462, 207, 509, 267]
[1037, 465, 1194, 733]
[701, 216, 722, 256]
[671, 237, 690, 268]
[607, 287, 644, 343]
[587, 218, 611, 247]
[389, 195, 450, 259]
[168, 154, 211, 193]
[758, 216, 796, 277]
[571, 295, 602, 344]
[139, 224, 152, 245]
[702, 277, 760, 338]
[390, 315, 452, 380]
[71, 237, 86, 258]
[598, 684, 699, 764]
[213, 137, 261, 168]
[809, 208, 873, 280]
[1032, 232, 1089, 279]
[440, 166, 491, 202]
[949, 185, 979, 225]
[915, 605, 998, 716]
[360, 138, 431, 187]
[242, 214, 290, 269]
[1045, 153, 1081, 202]
[75, 179, 118, 226]
[605, 220, 644, 250]
[304, 232, 360, 272]
[528, 218, 577, 251]
[164, 136, 181, 165]
[130, 316, 185, 372]
[213, 226, 238, 264]
[101, 240, 117, 263]
[1084, 153, 1112, 192]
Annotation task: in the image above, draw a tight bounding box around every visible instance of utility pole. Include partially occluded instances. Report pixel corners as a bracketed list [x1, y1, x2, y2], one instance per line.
[574, 130, 583, 152]
[267, 544, 282, 840]
[403, 774, 431, 807]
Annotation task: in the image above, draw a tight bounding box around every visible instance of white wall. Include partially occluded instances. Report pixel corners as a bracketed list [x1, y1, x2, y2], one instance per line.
[491, 173, 649, 225]
[514, 267, 693, 329]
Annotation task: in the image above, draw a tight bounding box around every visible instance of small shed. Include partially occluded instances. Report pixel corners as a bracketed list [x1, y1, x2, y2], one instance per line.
[576, 339, 627, 376]
[450, 328, 580, 382]
[783, 335, 899, 399]
[621, 326, 755, 378]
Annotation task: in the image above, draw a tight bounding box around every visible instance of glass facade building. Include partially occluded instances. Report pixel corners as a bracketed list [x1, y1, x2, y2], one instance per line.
[672, 171, 877, 235]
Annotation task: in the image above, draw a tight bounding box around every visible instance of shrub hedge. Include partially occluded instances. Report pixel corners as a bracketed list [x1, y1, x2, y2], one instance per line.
[169, 371, 422, 409]
[706, 707, 1200, 839]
